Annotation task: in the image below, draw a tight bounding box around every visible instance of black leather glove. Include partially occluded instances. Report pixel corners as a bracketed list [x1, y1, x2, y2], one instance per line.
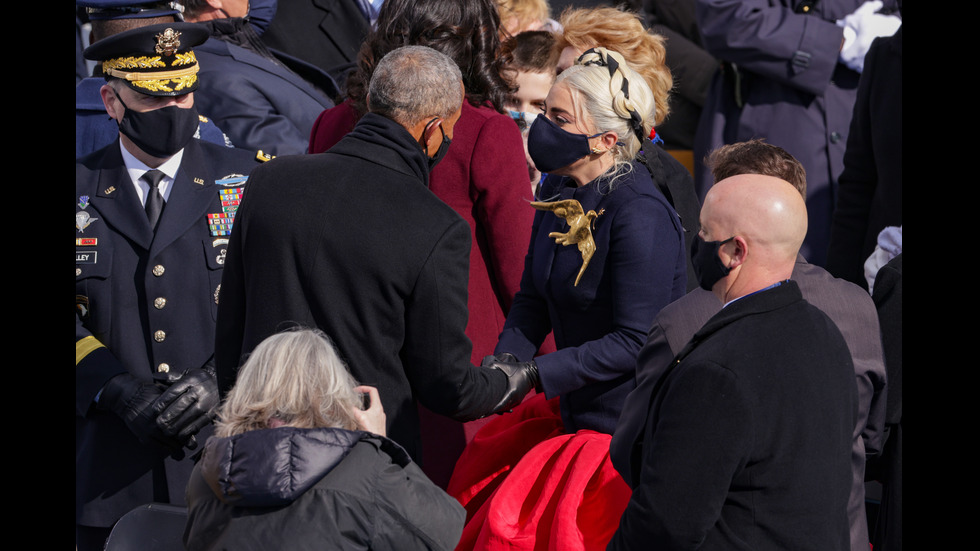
[481, 352, 518, 367]
[153, 367, 219, 449]
[97, 373, 183, 452]
[485, 354, 540, 414]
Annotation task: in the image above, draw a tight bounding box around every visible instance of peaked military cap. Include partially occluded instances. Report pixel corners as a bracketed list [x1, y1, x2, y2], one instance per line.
[83, 21, 208, 96]
[77, 1, 183, 21]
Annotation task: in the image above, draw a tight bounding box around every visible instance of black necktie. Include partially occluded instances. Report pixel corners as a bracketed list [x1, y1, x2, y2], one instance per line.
[143, 169, 166, 231]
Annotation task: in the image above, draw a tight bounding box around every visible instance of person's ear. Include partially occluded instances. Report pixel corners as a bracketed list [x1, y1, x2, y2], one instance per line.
[599, 131, 618, 151]
[726, 236, 748, 269]
[100, 84, 123, 122]
[421, 117, 444, 154]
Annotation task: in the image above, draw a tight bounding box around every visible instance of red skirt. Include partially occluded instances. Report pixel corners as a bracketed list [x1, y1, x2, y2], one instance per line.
[449, 393, 631, 551]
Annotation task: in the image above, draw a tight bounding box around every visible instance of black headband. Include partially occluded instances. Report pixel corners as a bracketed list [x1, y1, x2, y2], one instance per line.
[577, 48, 646, 144]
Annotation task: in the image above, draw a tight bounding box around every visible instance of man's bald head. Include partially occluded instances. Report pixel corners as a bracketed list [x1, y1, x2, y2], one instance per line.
[699, 174, 808, 300]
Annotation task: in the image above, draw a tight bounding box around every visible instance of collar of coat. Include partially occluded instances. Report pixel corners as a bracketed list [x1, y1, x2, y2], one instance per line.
[329, 111, 432, 187]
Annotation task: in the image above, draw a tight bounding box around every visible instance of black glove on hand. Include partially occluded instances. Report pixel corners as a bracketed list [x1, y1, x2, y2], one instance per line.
[153, 367, 220, 449]
[98, 373, 183, 452]
[482, 352, 518, 367]
[486, 355, 540, 414]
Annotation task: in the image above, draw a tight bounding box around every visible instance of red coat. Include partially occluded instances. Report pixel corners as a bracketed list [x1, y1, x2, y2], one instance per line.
[309, 100, 549, 486]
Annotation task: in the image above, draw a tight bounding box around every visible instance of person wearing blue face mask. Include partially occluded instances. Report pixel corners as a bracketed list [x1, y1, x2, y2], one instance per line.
[447, 48, 688, 551]
[499, 30, 561, 197]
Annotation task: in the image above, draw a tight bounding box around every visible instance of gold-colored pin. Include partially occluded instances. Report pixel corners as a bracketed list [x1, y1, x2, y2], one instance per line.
[530, 199, 604, 286]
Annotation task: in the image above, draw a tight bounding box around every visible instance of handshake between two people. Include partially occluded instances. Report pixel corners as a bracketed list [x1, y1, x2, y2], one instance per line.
[97, 366, 220, 458]
[483, 353, 541, 415]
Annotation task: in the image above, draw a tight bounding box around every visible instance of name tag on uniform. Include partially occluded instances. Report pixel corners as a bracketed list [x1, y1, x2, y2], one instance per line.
[76, 251, 98, 264]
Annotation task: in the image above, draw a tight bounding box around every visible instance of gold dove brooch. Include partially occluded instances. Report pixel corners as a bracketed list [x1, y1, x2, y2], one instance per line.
[531, 198, 605, 286]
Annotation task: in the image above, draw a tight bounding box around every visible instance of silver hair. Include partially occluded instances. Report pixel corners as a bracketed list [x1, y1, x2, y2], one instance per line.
[556, 48, 657, 186]
[368, 45, 464, 127]
[214, 328, 362, 437]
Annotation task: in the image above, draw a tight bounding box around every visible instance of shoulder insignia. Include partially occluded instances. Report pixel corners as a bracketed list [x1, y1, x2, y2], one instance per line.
[256, 150, 275, 162]
[198, 114, 210, 123]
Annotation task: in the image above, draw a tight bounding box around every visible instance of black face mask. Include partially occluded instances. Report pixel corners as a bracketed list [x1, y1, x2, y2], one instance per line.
[526, 115, 603, 174]
[423, 118, 452, 171]
[114, 90, 199, 158]
[690, 235, 735, 291]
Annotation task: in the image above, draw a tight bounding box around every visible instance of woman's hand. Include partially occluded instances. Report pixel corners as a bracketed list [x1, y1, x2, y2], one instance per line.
[353, 385, 386, 437]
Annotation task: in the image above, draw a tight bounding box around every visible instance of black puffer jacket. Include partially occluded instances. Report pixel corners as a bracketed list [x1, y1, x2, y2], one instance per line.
[183, 426, 465, 550]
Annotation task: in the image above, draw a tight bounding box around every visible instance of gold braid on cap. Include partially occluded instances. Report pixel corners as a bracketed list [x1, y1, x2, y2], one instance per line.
[103, 51, 199, 93]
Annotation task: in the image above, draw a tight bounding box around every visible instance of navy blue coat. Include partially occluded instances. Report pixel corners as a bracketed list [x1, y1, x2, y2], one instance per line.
[495, 162, 687, 434]
[75, 138, 263, 527]
[692, 0, 899, 267]
[193, 34, 338, 157]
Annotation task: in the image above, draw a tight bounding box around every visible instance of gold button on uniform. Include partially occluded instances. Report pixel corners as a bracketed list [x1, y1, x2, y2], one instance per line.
[152, 265, 166, 276]
[157, 363, 170, 373]
[154, 330, 166, 342]
[154, 297, 167, 309]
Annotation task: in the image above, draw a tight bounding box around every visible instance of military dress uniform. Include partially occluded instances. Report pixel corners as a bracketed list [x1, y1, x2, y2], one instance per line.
[74, 21, 266, 533]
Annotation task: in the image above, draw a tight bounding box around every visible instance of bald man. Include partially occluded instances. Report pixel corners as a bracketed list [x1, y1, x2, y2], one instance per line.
[608, 175, 857, 551]
[611, 140, 886, 551]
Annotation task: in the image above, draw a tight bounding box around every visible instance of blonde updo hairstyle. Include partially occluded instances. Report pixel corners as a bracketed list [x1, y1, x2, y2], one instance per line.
[556, 47, 657, 183]
[555, 6, 671, 126]
[215, 328, 362, 438]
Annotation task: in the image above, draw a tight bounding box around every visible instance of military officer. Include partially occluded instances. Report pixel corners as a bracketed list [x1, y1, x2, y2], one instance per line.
[75, 22, 266, 550]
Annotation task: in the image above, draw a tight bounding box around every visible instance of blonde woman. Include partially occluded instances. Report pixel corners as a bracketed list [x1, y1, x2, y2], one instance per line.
[554, 6, 702, 290]
[449, 48, 687, 551]
[184, 329, 464, 551]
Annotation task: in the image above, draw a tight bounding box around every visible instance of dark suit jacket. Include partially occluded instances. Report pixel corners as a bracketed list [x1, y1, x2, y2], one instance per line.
[826, 28, 903, 289]
[75, 139, 262, 526]
[193, 34, 337, 157]
[869, 252, 901, 551]
[259, 0, 371, 86]
[213, 113, 507, 463]
[611, 255, 886, 551]
[608, 281, 856, 550]
[496, 163, 688, 435]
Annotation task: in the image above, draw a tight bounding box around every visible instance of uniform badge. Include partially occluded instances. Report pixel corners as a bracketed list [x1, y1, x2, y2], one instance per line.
[76, 295, 90, 318]
[76, 210, 99, 233]
[78, 195, 90, 209]
[212, 239, 228, 265]
[76, 250, 98, 264]
[216, 174, 248, 187]
[208, 183, 246, 236]
[76, 238, 98, 246]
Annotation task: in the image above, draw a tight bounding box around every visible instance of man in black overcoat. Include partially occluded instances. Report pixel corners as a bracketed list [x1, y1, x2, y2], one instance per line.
[611, 140, 886, 551]
[608, 174, 857, 550]
[75, 22, 265, 551]
[214, 45, 534, 465]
